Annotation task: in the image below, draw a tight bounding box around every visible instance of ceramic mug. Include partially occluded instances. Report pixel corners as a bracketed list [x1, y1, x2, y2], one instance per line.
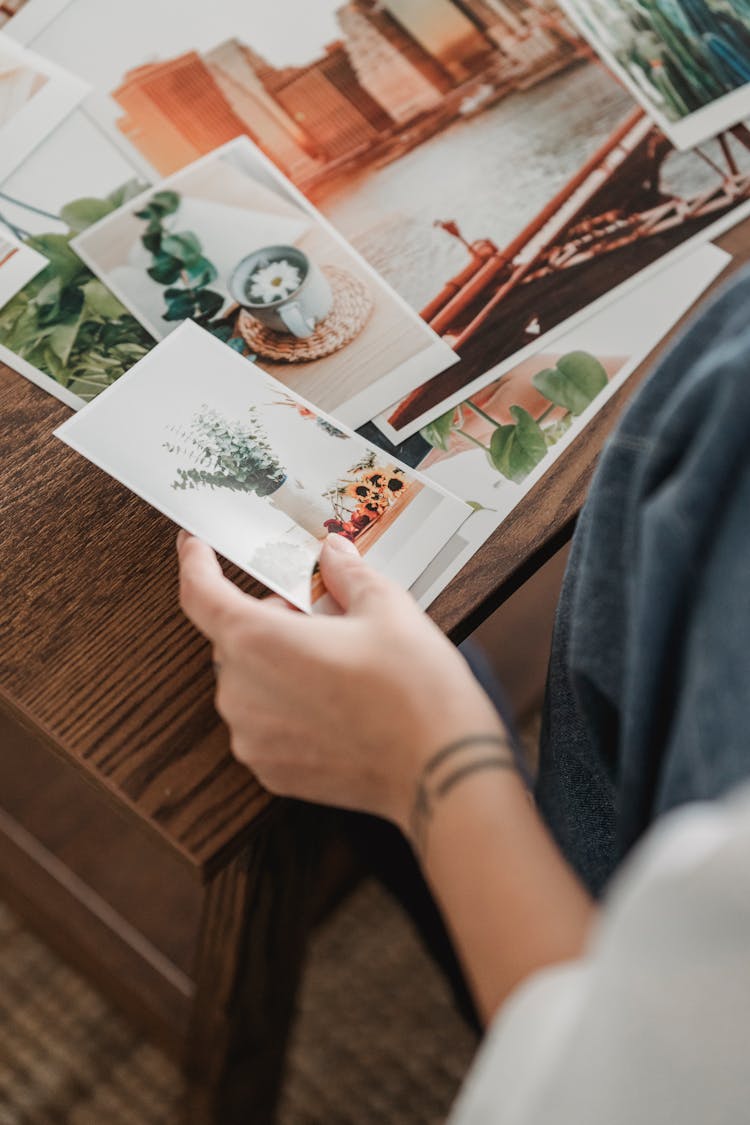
[229, 245, 332, 339]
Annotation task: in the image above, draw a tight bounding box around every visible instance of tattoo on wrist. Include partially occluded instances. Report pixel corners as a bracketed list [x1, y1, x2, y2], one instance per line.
[409, 733, 517, 858]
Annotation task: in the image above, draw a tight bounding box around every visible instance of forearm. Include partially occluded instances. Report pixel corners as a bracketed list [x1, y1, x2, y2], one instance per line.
[414, 735, 596, 1025]
[177, 535, 594, 1025]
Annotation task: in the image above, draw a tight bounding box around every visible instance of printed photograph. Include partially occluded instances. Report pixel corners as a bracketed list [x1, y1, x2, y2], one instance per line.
[71, 137, 456, 428]
[0, 0, 73, 40]
[399, 242, 729, 606]
[0, 111, 153, 407]
[560, 0, 750, 150]
[55, 321, 470, 613]
[0, 0, 27, 28]
[0, 30, 87, 181]
[23, 0, 750, 436]
[0, 227, 46, 308]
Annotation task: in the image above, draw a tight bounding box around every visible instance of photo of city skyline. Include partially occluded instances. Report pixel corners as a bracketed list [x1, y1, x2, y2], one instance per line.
[103, 0, 585, 193]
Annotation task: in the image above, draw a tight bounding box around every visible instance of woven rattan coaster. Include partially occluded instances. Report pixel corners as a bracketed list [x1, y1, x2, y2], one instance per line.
[238, 266, 373, 362]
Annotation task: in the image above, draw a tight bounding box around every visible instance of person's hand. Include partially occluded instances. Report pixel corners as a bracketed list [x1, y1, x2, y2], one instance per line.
[177, 532, 504, 833]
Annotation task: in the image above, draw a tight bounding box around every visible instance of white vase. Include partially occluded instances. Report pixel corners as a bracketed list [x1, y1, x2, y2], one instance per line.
[268, 478, 331, 539]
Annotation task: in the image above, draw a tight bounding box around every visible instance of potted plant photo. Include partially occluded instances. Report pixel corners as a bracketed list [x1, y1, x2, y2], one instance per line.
[165, 406, 333, 538]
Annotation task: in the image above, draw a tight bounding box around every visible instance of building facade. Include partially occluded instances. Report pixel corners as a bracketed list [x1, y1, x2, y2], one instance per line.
[113, 53, 251, 175]
[205, 40, 321, 182]
[337, 1, 448, 125]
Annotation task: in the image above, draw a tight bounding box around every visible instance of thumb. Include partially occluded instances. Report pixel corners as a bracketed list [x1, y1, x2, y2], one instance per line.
[319, 534, 385, 613]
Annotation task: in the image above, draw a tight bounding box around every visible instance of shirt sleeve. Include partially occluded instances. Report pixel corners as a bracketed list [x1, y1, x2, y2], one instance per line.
[449, 784, 750, 1125]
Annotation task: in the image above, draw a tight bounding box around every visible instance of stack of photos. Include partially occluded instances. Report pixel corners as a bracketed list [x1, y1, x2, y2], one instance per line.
[0, 0, 743, 607]
[55, 321, 470, 613]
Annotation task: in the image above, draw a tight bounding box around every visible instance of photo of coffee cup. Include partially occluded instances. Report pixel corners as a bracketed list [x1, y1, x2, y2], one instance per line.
[230, 245, 333, 339]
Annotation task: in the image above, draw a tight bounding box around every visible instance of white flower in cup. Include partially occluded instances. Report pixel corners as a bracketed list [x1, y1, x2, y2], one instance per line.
[249, 260, 302, 304]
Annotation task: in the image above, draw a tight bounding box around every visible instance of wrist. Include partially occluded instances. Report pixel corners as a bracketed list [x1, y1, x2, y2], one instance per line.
[390, 723, 517, 845]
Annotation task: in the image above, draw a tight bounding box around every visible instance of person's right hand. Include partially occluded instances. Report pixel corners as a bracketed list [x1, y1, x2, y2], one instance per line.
[177, 532, 506, 834]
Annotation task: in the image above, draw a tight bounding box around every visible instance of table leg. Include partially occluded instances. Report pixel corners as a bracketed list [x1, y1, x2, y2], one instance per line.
[185, 801, 320, 1125]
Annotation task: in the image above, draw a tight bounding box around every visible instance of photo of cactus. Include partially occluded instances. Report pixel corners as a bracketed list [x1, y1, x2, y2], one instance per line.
[54, 321, 469, 613]
[560, 0, 750, 148]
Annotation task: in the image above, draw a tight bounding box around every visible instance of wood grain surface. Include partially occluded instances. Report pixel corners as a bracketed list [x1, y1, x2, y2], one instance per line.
[0, 380, 272, 876]
[1, 221, 747, 875]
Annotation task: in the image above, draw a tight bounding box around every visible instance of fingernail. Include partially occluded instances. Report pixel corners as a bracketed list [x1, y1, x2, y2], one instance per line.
[176, 530, 189, 551]
[325, 533, 360, 557]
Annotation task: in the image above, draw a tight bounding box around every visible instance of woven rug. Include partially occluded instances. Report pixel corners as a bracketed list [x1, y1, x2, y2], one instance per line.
[0, 880, 478, 1124]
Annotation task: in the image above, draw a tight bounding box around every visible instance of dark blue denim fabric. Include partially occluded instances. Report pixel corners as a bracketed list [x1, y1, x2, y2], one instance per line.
[536, 266, 750, 896]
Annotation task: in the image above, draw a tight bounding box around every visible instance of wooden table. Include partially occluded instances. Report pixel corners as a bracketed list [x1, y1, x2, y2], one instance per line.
[0, 223, 747, 1123]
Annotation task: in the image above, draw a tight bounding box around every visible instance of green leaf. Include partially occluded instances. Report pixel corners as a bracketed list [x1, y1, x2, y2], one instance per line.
[67, 374, 113, 399]
[48, 313, 83, 365]
[59, 197, 115, 233]
[147, 254, 182, 284]
[184, 255, 218, 286]
[38, 283, 83, 326]
[81, 279, 127, 320]
[107, 179, 149, 209]
[532, 351, 608, 415]
[420, 408, 455, 451]
[163, 291, 198, 321]
[488, 406, 547, 483]
[33, 276, 63, 308]
[141, 229, 162, 254]
[146, 190, 180, 217]
[465, 500, 496, 513]
[195, 289, 224, 318]
[543, 415, 574, 447]
[25, 234, 84, 287]
[161, 231, 202, 264]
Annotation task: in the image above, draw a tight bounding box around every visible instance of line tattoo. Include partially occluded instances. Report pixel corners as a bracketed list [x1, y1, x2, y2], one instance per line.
[409, 733, 517, 858]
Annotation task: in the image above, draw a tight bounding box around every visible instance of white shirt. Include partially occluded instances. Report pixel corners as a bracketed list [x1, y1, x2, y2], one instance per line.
[450, 783, 750, 1125]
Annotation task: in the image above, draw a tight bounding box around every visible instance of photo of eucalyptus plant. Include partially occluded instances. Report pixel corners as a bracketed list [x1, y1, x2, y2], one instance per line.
[164, 404, 334, 540]
[165, 406, 287, 498]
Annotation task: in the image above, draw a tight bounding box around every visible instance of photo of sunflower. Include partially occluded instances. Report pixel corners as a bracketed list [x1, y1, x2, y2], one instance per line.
[361, 466, 406, 496]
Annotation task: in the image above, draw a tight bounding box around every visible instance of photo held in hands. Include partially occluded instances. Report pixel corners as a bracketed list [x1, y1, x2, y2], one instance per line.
[54, 321, 470, 613]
